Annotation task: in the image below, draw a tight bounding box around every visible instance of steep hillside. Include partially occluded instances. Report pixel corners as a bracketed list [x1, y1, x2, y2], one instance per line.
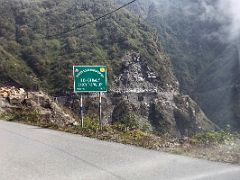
[118, 0, 240, 130]
[0, 0, 216, 135]
[0, 0, 175, 93]
[195, 42, 240, 128]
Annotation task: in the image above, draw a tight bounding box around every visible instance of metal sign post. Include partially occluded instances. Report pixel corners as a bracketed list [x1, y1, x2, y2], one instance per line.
[99, 92, 102, 130]
[80, 94, 84, 128]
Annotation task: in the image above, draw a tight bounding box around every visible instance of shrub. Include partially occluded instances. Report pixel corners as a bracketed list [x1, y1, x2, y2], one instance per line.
[191, 130, 237, 145]
[4, 108, 40, 123]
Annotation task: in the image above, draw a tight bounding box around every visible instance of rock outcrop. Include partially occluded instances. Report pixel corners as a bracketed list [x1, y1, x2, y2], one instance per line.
[105, 52, 217, 136]
[0, 86, 77, 126]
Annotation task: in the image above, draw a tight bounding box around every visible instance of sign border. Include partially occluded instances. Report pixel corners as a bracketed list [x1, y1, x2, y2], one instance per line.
[73, 65, 108, 93]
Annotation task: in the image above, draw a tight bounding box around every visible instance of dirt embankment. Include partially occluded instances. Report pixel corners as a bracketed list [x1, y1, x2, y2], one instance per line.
[0, 86, 77, 126]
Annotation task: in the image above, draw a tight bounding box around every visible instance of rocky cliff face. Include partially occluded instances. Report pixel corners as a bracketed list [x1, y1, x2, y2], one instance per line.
[102, 52, 216, 136]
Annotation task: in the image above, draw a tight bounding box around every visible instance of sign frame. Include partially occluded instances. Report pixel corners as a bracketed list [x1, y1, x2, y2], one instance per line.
[73, 65, 108, 93]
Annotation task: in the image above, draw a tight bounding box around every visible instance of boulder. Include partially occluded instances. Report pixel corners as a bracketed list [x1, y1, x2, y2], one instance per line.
[9, 96, 25, 105]
[150, 94, 217, 136]
[0, 91, 9, 98]
[0, 97, 12, 108]
[23, 98, 37, 107]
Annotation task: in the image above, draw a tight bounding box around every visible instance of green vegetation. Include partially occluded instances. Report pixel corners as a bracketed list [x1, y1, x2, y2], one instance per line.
[2, 108, 162, 149]
[0, 0, 173, 93]
[2, 108, 42, 124]
[191, 130, 239, 145]
[112, 100, 141, 130]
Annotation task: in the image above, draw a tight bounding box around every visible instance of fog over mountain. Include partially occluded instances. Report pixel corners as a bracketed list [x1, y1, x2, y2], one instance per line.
[118, 0, 240, 129]
[149, 0, 240, 41]
[217, 0, 240, 41]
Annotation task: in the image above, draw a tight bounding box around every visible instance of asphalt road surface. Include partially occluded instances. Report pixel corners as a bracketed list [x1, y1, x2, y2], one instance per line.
[0, 120, 240, 180]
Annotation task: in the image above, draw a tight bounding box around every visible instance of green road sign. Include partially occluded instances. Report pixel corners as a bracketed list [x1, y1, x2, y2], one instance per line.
[73, 66, 107, 93]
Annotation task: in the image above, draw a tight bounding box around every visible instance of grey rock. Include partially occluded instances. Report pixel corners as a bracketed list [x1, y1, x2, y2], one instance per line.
[107, 52, 216, 135]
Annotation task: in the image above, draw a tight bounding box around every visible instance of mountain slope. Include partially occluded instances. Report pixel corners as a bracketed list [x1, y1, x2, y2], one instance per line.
[0, 0, 178, 92]
[118, 0, 240, 130]
[0, 45, 37, 87]
[0, 0, 216, 135]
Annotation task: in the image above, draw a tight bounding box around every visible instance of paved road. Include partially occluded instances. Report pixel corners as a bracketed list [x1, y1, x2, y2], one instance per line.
[0, 120, 240, 180]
